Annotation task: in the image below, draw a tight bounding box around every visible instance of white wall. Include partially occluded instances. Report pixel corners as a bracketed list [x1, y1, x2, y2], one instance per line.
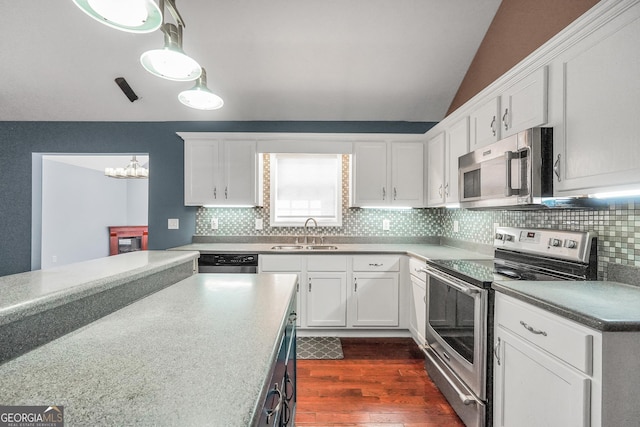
[41, 157, 148, 269]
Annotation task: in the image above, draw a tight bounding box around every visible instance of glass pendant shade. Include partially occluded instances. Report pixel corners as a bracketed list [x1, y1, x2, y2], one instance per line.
[72, 0, 162, 33]
[140, 23, 202, 81]
[178, 69, 224, 110]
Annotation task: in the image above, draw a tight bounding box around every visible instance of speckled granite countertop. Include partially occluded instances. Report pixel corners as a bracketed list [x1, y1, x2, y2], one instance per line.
[492, 280, 640, 332]
[0, 251, 199, 326]
[0, 273, 297, 426]
[170, 242, 493, 262]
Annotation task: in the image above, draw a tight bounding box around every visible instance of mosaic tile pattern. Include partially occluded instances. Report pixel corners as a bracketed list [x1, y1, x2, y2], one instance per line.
[195, 156, 639, 279]
[441, 199, 640, 279]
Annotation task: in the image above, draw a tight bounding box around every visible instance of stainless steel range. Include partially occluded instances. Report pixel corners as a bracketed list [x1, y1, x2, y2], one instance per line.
[422, 227, 597, 427]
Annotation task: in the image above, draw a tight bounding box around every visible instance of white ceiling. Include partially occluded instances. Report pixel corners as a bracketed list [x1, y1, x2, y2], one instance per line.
[1, 1, 501, 122]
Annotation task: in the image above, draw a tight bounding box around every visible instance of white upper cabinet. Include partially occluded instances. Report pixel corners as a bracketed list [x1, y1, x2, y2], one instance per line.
[351, 141, 424, 207]
[183, 138, 257, 206]
[500, 66, 548, 138]
[470, 96, 501, 150]
[427, 118, 469, 207]
[351, 142, 388, 205]
[550, 2, 640, 195]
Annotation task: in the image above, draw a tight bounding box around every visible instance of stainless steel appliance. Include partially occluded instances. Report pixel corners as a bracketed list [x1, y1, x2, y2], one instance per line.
[458, 128, 553, 209]
[423, 227, 597, 427]
[197, 253, 258, 273]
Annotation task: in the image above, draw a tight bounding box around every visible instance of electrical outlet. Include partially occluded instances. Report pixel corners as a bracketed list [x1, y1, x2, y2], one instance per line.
[168, 218, 179, 230]
[382, 219, 390, 231]
[493, 222, 500, 235]
[211, 218, 219, 230]
[255, 218, 263, 230]
[52, 255, 57, 263]
[453, 220, 459, 233]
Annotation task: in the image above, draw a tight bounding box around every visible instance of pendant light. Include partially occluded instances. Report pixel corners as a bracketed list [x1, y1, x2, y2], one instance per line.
[72, 0, 162, 33]
[105, 156, 149, 179]
[178, 68, 224, 110]
[140, 23, 202, 81]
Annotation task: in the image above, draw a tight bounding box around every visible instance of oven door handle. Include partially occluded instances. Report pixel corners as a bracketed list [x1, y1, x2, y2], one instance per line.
[420, 267, 480, 295]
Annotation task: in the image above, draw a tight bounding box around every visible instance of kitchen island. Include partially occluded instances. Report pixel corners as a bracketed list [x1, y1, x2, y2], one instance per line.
[0, 273, 298, 426]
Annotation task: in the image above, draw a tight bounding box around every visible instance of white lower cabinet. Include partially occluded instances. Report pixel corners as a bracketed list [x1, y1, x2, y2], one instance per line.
[351, 273, 399, 327]
[259, 255, 303, 327]
[494, 292, 640, 427]
[306, 271, 348, 327]
[494, 327, 590, 427]
[408, 257, 426, 346]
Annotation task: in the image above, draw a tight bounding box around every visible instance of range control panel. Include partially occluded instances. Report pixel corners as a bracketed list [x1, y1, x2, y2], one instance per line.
[494, 227, 595, 263]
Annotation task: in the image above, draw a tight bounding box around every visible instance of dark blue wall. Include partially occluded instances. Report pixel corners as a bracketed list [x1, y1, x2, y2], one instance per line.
[0, 121, 435, 276]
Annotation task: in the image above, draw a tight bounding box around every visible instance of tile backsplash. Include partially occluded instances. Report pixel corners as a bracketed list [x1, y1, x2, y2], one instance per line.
[195, 155, 639, 280]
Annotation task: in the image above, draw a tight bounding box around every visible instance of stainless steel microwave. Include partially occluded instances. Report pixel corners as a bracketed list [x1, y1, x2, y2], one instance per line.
[458, 128, 553, 209]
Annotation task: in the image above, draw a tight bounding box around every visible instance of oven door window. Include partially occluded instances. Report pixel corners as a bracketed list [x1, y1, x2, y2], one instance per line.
[428, 277, 476, 364]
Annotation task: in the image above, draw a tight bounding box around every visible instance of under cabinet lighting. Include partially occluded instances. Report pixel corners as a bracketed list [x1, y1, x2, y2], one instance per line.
[591, 188, 640, 199]
[72, 0, 162, 33]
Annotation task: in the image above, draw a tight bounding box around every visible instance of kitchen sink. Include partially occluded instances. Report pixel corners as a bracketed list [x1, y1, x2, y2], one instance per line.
[305, 245, 339, 250]
[271, 245, 304, 250]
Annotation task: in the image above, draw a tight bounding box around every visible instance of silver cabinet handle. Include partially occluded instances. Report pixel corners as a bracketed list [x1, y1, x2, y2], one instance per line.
[369, 263, 383, 267]
[490, 115, 497, 136]
[308, 278, 312, 292]
[553, 154, 561, 181]
[502, 108, 509, 131]
[393, 187, 397, 200]
[354, 277, 358, 292]
[494, 337, 501, 366]
[224, 186, 228, 199]
[444, 183, 449, 197]
[520, 320, 547, 336]
[213, 187, 217, 199]
[438, 184, 443, 197]
[382, 187, 386, 200]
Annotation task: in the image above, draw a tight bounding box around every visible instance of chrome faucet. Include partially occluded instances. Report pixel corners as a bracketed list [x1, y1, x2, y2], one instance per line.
[303, 217, 318, 244]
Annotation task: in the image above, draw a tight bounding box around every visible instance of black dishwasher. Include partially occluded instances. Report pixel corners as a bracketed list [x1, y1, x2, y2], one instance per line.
[197, 253, 258, 273]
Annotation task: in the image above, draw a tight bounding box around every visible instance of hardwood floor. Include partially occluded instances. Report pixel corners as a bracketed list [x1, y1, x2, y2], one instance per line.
[295, 337, 465, 427]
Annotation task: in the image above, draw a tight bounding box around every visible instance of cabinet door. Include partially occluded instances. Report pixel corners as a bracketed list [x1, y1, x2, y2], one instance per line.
[551, 6, 640, 195]
[351, 142, 388, 206]
[500, 67, 548, 138]
[494, 327, 591, 427]
[426, 132, 446, 206]
[184, 140, 221, 206]
[390, 142, 424, 207]
[221, 140, 257, 205]
[260, 255, 303, 327]
[351, 273, 399, 327]
[470, 97, 500, 150]
[410, 276, 426, 345]
[306, 272, 347, 327]
[445, 117, 469, 203]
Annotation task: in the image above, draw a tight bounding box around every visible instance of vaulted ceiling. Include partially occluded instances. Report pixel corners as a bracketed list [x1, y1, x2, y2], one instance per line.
[1, 1, 502, 122]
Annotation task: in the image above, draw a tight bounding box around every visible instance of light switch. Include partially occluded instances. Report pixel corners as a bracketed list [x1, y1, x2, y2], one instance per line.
[255, 218, 263, 230]
[168, 218, 179, 230]
[382, 219, 390, 231]
[453, 220, 459, 233]
[211, 218, 219, 230]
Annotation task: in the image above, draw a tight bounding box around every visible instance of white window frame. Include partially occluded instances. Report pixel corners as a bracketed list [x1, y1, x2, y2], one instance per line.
[269, 153, 342, 227]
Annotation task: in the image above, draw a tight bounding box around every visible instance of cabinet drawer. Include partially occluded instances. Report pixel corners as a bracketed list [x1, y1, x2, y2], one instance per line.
[352, 255, 400, 272]
[260, 255, 303, 272]
[409, 257, 427, 281]
[495, 293, 594, 374]
[307, 255, 347, 272]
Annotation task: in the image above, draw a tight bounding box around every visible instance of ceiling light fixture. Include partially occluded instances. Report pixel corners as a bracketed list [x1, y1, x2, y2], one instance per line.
[178, 68, 224, 110]
[105, 156, 149, 179]
[72, 0, 162, 33]
[140, 22, 202, 81]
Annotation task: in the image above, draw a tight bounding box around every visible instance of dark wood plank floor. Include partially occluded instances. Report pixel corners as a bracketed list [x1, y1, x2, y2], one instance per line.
[296, 337, 465, 427]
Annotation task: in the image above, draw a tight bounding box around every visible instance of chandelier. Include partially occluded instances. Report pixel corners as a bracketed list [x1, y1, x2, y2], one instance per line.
[104, 156, 149, 179]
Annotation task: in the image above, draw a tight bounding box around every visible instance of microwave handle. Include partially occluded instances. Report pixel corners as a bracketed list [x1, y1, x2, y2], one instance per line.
[504, 150, 517, 197]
